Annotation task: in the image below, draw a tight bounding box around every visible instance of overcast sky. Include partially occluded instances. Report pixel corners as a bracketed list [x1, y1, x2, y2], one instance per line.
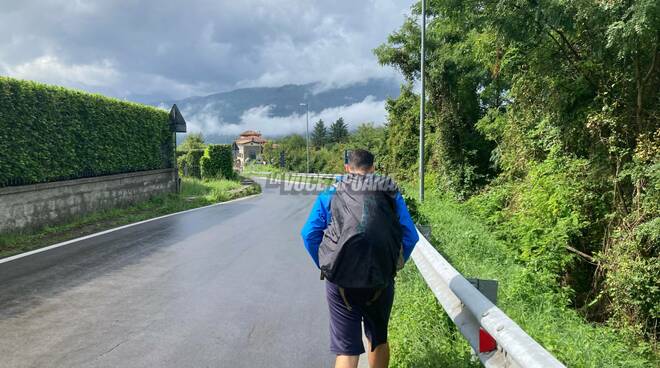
[1, 0, 411, 103]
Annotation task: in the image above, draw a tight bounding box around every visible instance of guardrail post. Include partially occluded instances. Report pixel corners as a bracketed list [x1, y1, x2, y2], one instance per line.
[467, 278, 498, 353]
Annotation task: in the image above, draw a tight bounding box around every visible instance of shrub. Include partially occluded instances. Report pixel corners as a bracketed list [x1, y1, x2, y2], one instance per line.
[0, 77, 173, 187]
[392, 188, 659, 367]
[600, 157, 660, 340]
[602, 217, 660, 341]
[490, 158, 603, 276]
[200, 144, 234, 179]
[177, 149, 205, 178]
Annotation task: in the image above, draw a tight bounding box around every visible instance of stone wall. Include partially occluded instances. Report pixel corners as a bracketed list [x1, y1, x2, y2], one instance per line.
[0, 169, 177, 233]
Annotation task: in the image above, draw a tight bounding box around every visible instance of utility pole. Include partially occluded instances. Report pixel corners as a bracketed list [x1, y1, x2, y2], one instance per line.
[419, 0, 426, 202]
[300, 103, 310, 173]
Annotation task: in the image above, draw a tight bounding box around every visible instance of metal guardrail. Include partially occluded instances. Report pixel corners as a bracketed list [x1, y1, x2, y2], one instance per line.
[412, 229, 566, 368]
[246, 171, 337, 179]
[288, 172, 336, 179]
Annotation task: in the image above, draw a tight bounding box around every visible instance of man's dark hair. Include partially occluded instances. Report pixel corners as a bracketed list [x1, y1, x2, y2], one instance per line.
[349, 149, 374, 170]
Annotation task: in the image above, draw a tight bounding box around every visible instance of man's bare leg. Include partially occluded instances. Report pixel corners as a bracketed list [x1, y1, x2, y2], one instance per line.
[335, 355, 359, 368]
[335, 355, 360, 368]
[367, 341, 390, 368]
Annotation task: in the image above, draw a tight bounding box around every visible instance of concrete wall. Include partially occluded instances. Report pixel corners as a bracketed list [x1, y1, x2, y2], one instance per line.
[0, 169, 177, 233]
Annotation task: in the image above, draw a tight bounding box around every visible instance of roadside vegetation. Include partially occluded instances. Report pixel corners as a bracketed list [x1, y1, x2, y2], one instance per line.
[389, 185, 658, 367]
[375, 3, 659, 355]
[0, 177, 260, 260]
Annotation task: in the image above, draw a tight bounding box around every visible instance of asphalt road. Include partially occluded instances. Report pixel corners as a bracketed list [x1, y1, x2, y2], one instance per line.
[0, 180, 334, 367]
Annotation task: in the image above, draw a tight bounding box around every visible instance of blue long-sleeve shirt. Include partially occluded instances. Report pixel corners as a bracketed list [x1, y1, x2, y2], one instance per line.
[300, 185, 419, 268]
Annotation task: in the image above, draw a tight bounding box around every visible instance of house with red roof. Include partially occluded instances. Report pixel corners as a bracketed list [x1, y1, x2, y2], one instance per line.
[232, 130, 267, 169]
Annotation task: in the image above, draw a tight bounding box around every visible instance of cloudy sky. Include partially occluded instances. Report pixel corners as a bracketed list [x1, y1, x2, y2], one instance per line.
[1, 0, 411, 103]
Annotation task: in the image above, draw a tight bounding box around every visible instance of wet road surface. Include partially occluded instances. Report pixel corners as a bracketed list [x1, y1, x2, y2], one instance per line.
[0, 180, 333, 367]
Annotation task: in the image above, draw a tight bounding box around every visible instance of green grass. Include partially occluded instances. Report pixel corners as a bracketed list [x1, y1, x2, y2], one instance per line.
[390, 263, 479, 368]
[242, 163, 286, 175]
[389, 188, 658, 368]
[180, 176, 251, 202]
[0, 177, 260, 259]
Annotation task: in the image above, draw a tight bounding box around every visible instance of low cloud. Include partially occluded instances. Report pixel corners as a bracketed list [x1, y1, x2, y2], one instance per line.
[183, 96, 387, 138]
[179, 103, 229, 136]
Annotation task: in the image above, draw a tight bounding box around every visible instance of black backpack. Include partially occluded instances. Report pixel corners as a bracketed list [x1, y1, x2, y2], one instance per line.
[319, 174, 403, 289]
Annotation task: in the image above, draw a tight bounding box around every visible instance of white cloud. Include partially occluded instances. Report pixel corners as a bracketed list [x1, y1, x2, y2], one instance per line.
[183, 96, 387, 137]
[2, 54, 216, 103]
[5, 55, 119, 88]
[179, 102, 229, 136]
[234, 3, 406, 90]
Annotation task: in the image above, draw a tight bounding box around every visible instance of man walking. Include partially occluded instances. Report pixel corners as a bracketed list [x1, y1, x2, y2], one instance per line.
[301, 149, 419, 368]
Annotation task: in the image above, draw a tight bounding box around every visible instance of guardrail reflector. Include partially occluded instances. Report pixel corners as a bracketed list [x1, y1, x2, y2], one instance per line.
[479, 327, 497, 352]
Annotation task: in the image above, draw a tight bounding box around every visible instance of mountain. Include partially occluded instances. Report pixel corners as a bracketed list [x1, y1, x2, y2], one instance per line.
[157, 78, 401, 143]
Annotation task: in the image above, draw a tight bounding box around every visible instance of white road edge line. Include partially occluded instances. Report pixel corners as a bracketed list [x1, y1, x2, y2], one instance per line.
[0, 192, 263, 265]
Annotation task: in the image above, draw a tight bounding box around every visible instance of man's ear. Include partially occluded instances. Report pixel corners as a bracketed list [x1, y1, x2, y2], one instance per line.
[344, 164, 351, 173]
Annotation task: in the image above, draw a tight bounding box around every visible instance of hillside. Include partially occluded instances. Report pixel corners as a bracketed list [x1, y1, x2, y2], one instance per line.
[157, 78, 401, 143]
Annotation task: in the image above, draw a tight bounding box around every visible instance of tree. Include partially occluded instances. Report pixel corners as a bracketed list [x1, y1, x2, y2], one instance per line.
[381, 84, 420, 180]
[177, 150, 204, 178]
[200, 144, 234, 179]
[329, 117, 349, 144]
[311, 119, 328, 148]
[178, 132, 206, 151]
[280, 134, 306, 150]
[375, 3, 495, 195]
[348, 123, 386, 170]
[267, 134, 308, 172]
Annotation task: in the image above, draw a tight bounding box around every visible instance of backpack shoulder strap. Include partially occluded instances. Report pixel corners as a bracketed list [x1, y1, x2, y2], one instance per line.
[365, 287, 385, 306]
[338, 287, 353, 311]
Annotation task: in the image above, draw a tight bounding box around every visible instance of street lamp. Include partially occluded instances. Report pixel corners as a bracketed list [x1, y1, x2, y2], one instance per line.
[419, 0, 426, 202]
[300, 102, 310, 173]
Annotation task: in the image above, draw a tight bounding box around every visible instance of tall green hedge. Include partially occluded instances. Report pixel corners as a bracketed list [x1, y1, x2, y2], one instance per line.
[0, 77, 173, 187]
[200, 144, 235, 179]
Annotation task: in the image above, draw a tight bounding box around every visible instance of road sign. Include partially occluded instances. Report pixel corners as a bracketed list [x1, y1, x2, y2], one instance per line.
[169, 104, 187, 132]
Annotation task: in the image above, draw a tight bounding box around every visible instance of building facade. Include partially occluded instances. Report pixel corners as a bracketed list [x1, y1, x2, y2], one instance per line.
[232, 130, 267, 169]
